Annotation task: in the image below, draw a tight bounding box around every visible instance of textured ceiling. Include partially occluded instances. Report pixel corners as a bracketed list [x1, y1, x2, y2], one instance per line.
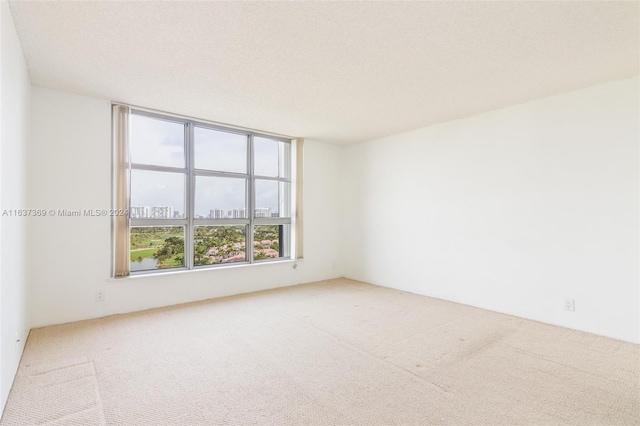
[8, 1, 640, 144]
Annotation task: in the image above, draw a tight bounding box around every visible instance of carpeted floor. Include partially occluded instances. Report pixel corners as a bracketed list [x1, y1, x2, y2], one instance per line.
[2, 278, 638, 425]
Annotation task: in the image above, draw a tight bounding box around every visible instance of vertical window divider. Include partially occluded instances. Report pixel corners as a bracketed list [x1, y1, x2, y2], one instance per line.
[248, 134, 255, 263]
[186, 122, 195, 269]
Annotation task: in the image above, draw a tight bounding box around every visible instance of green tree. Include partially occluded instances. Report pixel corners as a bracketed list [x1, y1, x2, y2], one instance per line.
[155, 237, 184, 262]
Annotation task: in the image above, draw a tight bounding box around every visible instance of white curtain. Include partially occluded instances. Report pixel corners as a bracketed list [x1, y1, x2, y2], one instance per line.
[112, 104, 131, 278]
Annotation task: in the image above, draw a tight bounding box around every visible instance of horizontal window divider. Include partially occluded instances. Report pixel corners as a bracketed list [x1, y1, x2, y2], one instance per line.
[194, 219, 250, 226]
[253, 218, 291, 225]
[193, 169, 248, 179]
[130, 163, 187, 174]
[253, 176, 291, 183]
[131, 219, 188, 226]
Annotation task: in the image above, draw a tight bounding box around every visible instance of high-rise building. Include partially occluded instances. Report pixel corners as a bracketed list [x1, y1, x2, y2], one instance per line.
[255, 207, 271, 218]
[150, 206, 173, 219]
[209, 209, 226, 219]
[130, 206, 149, 219]
[228, 208, 246, 218]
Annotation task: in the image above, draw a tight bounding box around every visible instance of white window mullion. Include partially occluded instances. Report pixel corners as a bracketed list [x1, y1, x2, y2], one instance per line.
[248, 134, 255, 264]
[187, 122, 195, 270]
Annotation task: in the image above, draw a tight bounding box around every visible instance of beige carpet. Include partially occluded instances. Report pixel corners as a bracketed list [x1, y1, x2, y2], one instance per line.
[2, 278, 638, 425]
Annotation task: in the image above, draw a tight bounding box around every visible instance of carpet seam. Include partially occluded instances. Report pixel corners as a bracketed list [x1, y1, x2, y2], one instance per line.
[365, 311, 480, 354]
[29, 360, 92, 377]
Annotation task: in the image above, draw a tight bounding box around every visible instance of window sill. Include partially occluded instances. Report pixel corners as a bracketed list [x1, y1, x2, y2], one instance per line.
[108, 258, 302, 282]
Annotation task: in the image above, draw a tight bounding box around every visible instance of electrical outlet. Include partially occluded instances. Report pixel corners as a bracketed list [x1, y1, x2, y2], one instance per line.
[95, 290, 105, 302]
[564, 298, 575, 312]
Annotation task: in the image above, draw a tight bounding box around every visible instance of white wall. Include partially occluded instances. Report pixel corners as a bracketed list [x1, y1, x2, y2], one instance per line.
[0, 0, 31, 410]
[28, 87, 344, 327]
[343, 77, 640, 344]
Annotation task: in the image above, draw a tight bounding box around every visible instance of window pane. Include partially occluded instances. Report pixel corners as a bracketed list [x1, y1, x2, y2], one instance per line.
[131, 170, 185, 219]
[255, 180, 290, 218]
[195, 176, 247, 219]
[194, 225, 247, 266]
[131, 114, 185, 168]
[253, 225, 290, 261]
[130, 226, 185, 271]
[194, 127, 247, 173]
[254, 137, 290, 178]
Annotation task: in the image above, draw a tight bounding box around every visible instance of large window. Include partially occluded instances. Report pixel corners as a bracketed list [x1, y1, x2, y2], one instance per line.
[113, 107, 298, 276]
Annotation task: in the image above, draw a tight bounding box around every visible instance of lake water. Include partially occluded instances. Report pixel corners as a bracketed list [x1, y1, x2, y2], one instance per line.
[130, 258, 158, 271]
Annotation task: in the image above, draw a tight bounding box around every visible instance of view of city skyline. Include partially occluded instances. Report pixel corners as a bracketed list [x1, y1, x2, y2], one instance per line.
[130, 205, 279, 219]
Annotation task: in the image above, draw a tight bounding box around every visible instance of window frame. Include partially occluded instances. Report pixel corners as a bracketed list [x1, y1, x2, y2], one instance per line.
[128, 108, 293, 275]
